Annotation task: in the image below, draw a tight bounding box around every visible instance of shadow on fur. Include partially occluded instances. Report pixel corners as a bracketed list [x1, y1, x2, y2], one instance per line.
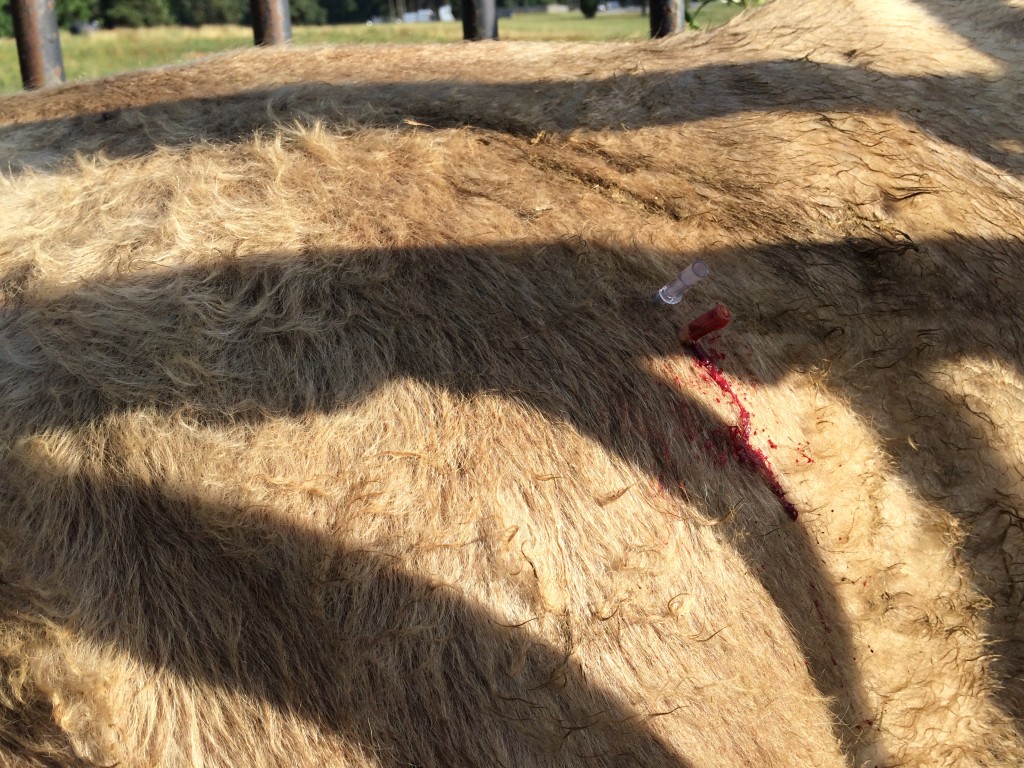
[1, 469, 697, 768]
[2, 0, 1024, 176]
[7, 227, 1024, 757]
[0, 241, 877, 764]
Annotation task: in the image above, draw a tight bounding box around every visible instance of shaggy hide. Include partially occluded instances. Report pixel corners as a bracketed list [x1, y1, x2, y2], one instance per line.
[1, 0, 1023, 766]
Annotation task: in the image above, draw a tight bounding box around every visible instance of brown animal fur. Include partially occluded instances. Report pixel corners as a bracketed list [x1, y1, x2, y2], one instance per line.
[1, 0, 1024, 765]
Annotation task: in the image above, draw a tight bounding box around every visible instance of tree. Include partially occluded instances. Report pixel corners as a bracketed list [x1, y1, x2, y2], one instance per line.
[288, 0, 326, 23]
[100, 0, 173, 27]
[169, 0, 246, 25]
[0, 1, 12, 37]
[320, 0, 380, 23]
[579, 0, 597, 19]
[59, 0, 102, 24]
[650, 0, 680, 37]
[1, 0, 101, 35]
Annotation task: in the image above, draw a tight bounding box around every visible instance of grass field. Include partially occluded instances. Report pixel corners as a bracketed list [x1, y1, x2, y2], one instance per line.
[0, 5, 748, 93]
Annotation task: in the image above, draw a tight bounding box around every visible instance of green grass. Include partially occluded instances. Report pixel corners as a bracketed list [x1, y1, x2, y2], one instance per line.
[0, 6, 748, 93]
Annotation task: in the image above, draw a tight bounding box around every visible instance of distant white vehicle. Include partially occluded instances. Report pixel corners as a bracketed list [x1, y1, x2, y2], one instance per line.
[402, 8, 436, 22]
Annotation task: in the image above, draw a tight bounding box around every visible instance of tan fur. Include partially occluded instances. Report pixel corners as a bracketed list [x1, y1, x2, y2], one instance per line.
[1, 1, 1023, 765]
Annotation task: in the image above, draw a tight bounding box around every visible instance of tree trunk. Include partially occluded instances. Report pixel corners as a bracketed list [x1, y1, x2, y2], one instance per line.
[250, 0, 292, 45]
[461, 0, 497, 39]
[11, 0, 65, 89]
[650, 0, 682, 37]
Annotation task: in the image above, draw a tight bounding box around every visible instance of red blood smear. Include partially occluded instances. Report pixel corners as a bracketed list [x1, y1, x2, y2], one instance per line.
[812, 598, 833, 635]
[689, 342, 799, 521]
[687, 304, 731, 342]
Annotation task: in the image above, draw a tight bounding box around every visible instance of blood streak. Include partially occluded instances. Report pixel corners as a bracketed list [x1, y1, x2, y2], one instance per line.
[688, 342, 799, 521]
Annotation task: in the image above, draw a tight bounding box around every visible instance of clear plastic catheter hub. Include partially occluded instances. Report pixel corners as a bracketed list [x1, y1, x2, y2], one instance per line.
[656, 261, 710, 304]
